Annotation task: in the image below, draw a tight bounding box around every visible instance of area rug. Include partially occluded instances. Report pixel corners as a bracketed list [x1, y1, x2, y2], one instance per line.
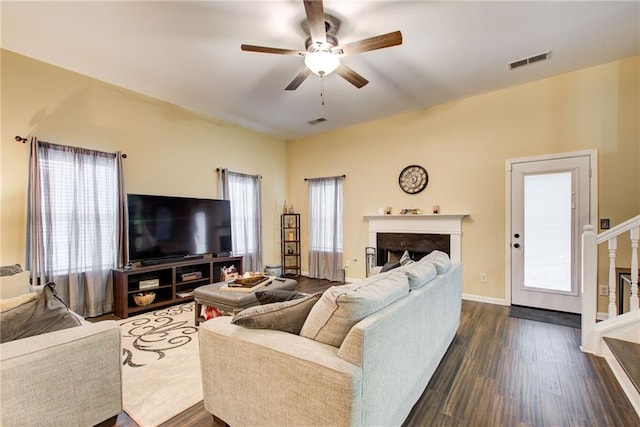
[119, 302, 202, 427]
[509, 305, 581, 329]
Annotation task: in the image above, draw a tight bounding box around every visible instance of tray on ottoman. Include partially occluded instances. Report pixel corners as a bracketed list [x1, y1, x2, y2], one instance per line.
[222, 275, 272, 292]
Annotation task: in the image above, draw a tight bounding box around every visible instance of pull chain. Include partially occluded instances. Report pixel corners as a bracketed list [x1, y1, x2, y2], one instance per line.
[320, 75, 325, 106]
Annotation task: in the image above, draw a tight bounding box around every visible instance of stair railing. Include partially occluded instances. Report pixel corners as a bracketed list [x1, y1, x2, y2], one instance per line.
[581, 214, 639, 354]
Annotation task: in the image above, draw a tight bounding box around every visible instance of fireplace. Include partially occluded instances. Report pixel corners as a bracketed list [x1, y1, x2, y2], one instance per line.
[364, 214, 467, 274]
[376, 232, 450, 265]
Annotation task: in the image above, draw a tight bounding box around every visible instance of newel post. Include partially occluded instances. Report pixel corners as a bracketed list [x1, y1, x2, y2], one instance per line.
[630, 225, 639, 312]
[607, 237, 618, 319]
[581, 224, 598, 354]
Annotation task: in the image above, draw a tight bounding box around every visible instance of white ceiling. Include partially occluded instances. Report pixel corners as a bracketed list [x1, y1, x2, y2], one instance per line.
[2, 1, 639, 140]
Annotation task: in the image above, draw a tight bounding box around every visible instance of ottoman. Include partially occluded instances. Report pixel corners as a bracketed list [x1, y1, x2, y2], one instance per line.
[194, 277, 297, 325]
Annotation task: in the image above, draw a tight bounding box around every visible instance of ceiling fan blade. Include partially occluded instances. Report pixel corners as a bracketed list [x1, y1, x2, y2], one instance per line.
[285, 67, 312, 91]
[335, 63, 369, 89]
[303, 0, 327, 45]
[241, 44, 305, 56]
[336, 31, 403, 56]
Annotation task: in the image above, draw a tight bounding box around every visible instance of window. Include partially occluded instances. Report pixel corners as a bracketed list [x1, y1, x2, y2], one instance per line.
[309, 178, 343, 252]
[38, 145, 118, 273]
[220, 170, 262, 272]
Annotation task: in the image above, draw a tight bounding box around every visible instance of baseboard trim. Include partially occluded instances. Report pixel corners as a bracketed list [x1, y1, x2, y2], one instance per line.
[463, 293, 507, 306]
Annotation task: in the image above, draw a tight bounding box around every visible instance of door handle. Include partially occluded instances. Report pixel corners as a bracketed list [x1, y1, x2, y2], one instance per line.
[513, 243, 520, 248]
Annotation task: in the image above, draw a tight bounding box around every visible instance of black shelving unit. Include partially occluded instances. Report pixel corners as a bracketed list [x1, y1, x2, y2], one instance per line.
[281, 213, 301, 276]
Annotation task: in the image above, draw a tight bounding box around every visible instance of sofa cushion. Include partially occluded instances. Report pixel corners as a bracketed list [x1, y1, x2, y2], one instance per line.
[0, 283, 82, 343]
[231, 293, 321, 335]
[0, 270, 30, 299]
[300, 270, 409, 347]
[420, 250, 452, 274]
[397, 261, 438, 290]
[254, 289, 307, 305]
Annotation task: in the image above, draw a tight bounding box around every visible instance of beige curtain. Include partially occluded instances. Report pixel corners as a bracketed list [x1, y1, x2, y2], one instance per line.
[218, 168, 263, 272]
[308, 176, 344, 282]
[27, 138, 125, 317]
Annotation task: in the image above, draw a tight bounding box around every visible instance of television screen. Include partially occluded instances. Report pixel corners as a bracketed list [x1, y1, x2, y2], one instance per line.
[127, 194, 232, 263]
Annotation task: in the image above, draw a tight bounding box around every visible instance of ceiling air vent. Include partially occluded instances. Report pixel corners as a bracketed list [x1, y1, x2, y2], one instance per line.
[509, 51, 551, 70]
[307, 117, 328, 125]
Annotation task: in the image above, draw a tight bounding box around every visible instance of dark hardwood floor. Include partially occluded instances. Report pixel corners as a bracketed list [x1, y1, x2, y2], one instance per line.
[111, 276, 639, 427]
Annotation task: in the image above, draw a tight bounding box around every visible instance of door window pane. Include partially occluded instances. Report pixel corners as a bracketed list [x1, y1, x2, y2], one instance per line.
[523, 172, 572, 292]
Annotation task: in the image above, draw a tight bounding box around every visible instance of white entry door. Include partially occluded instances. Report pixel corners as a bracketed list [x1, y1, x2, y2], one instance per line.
[510, 154, 591, 313]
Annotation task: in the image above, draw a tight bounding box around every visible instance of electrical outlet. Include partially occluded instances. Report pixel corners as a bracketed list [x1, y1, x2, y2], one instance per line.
[480, 273, 488, 283]
[599, 284, 609, 296]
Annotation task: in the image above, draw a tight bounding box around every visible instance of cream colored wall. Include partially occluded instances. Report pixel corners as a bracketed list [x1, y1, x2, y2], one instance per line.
[2, 49, 637, 305]
[288, 56, 639, 304]
[1, 50, 287, 268]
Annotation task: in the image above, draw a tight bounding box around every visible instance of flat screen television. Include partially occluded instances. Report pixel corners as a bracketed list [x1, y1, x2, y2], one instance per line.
[127, 194, 232, 264]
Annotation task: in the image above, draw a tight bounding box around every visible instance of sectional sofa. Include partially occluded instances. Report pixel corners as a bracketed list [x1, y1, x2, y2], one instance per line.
[199, 251, 462, 426]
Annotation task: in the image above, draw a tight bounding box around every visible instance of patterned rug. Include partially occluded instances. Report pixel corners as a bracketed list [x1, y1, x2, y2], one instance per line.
[119, 302, 202, 427]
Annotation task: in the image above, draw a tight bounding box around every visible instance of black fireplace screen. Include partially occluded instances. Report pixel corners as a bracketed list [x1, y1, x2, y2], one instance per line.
[375, 233, 450, 266]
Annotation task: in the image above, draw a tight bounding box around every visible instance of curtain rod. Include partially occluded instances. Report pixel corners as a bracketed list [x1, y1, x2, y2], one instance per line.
[304, 174, 346, 181]
[217, 168, 262, 179]
[14, 135, 127, 158]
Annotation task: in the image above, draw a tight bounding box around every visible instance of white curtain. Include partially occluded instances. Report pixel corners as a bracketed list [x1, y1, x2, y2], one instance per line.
[27, 138, 125, 317]
[308, 176, 344, 282]
[218, 169, 263, 272]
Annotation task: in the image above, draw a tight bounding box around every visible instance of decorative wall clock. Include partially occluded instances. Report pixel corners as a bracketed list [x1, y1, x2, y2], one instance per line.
[398, 165, 429, 194]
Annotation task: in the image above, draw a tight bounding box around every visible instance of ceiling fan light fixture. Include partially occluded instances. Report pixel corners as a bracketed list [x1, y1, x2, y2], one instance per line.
[304, 50, 340, 76]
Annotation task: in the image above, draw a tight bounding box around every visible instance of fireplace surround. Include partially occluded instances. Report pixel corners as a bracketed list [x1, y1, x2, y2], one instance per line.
[364, 214, 468, 273]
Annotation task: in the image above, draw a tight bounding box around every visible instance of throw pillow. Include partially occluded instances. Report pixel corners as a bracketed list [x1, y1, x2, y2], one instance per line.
[420, 250, 452, 274]
[300, 270, 409, 347]
[0, 283, 82, 343]
[231, 293, 321, 335]
[0, 292, 37, 312]
[380, 261, 401, 273]
[254, 289, 307, 305]
[0, 264, 23, 276]
[0, 270, 31, 299]
[399, 250, 414, 266]
[397, 261, 438, 290]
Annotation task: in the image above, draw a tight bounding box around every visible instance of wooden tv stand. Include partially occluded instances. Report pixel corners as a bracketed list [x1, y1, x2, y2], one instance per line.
[112, 256, 243, 318]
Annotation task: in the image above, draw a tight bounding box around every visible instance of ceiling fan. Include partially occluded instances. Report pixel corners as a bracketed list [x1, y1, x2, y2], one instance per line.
[241, 0, 403, 90]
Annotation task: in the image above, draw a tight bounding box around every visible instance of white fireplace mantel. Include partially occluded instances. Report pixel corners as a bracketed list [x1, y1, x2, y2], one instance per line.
[364, 214, 468, 263]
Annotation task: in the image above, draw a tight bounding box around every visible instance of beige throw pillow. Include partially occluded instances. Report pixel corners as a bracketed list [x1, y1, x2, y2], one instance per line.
[399, 250, 414, 266]
[0, 271, 30, 299]
[300, 270, 409, 347]
[0, 292, 37, 312]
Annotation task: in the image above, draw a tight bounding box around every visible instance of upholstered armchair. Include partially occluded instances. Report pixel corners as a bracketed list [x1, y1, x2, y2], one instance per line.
[0, 265, 123, 426]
